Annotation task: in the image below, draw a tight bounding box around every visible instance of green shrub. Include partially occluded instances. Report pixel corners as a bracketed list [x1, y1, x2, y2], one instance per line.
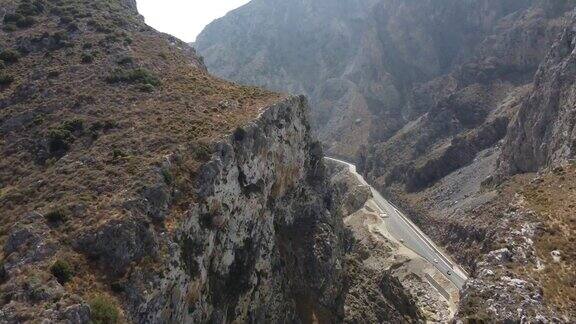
[47, 69, 60, 78]
[59, 16, 73, 24]
[45, 209, 67, 223]
[49, 31, 73, 50]
[15, 16, 35, 28]
[0, 49, 20, 63]
[162, 169, 173, 185]
[47, 128, 73, 153]
[88, 20, 113, 34]
[2, 24, 17, 32]
[50, 259, 73, 284]
[105, 68, 160, 87]
[89, 295, 120, 324]
[111, 149, 126, 159]
[0, 259, 6, 283]
[81, 52, 94, 64]
[62, 118, 84, 132]
[3, 13, 24, 24]
[0, 73, 14, 86]
[116, 56, 133, 65]
[16, 0, 45, 16]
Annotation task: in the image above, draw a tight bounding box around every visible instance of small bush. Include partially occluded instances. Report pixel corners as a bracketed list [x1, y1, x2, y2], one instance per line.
[16, 0, 45, 16]
[0, 73, 14, 86]
[116, 56, 133, 65]
[81, 52, 94, 64]
[59, 16, 73, 25]
[162, 169, 173, 185]
[45, 209, 67, 223]
[50, 259, 73, 284]
[105, 68, 160, 87]
[2, 24, 17, 32]
[89, 295, 120, 324]
[62, 119, 84, 132]
[90, 120, 118, 132]
[88, 20, 113, 34]
[47, 128, 73, 153]
[3, 13, 24, 24]
[0, 49, 20, 63]
[111, 149, 126, 159]
[47, 69, 60, 78]
[138, 83, 155, 93]
[0, 259, 6, 283]
[15, 16, 35, 28]
[49, 31, 73, 50]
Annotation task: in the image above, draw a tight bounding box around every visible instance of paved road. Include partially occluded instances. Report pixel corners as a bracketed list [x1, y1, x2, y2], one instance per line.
[325, 157, 468, 289]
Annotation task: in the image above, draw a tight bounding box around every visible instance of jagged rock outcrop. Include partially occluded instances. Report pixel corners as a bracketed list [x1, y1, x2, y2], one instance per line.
[499, 13, 576, 175]
[120, 96, 347, 323]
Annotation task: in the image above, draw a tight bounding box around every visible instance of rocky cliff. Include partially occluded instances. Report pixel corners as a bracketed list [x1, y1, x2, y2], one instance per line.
[0, 0, 353, 322]
[196, 0, 542, 158]
[499, 13, 576, 174]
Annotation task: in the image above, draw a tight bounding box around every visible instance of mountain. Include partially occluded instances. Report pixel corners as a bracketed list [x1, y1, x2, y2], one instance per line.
[196, 0, 541, 158]
[0, 0, 348, 322]
[196, 0, 576, 321]
[0, 0, 457, 322]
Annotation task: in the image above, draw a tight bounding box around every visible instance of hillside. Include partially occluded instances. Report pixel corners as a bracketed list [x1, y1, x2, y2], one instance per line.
[196, 0, 576, 321]
[0, 0, 353, 322]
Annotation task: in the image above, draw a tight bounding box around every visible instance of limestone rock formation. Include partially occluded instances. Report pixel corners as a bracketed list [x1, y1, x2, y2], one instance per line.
[499, 13, 576, 174]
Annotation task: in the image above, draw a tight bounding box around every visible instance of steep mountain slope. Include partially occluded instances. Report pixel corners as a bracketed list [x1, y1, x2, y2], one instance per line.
[195, 0, 576, 321]
[0, 0, 358, 322]
[196, 0, 538, 158]
[499, 15, 576, 174]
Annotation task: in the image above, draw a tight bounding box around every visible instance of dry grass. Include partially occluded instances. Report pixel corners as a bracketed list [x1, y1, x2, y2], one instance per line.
[518, 165, 576, 313]
[0, 0, 282, 240]
[0, 0, 283, 311]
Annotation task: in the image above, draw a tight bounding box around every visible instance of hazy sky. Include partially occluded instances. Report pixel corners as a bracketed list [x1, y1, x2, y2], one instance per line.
[136, 0, 250, 42]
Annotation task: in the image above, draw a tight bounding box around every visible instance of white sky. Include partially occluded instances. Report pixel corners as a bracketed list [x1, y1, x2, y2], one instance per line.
[136, 0, 250, 42]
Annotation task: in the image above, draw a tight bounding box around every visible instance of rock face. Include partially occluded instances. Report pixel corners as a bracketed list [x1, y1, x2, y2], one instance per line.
[0, 94, 351, 321]
[499, 14, 576, 174]
[122, 96, 347, 323]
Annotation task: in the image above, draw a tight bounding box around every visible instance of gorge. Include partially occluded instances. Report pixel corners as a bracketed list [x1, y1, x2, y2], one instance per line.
[0, 0, 575, 323]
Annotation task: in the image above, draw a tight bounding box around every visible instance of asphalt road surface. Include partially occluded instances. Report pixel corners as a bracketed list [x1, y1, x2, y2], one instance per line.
[325, 157, 468, 289]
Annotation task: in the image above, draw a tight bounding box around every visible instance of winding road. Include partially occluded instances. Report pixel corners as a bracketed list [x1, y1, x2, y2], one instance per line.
[325, 157, 468, 289]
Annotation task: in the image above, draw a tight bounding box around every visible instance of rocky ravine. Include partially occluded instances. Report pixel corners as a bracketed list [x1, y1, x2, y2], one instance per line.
[195, 0, 576, 321]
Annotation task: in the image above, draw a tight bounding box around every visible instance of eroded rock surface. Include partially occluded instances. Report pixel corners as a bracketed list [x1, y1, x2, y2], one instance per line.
[327, 161, 458, 323]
